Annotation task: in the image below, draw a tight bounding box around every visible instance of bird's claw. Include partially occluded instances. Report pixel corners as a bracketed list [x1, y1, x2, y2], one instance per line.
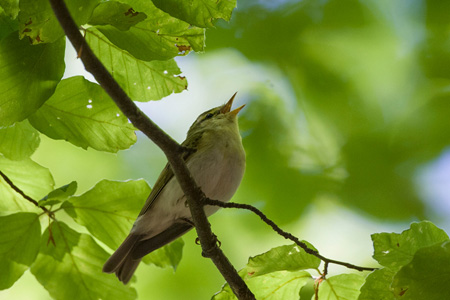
[195, 234, 221, 247]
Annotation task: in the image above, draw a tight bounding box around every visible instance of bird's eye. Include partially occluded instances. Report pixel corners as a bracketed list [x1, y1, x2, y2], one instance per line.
[205, 113, 214, 120]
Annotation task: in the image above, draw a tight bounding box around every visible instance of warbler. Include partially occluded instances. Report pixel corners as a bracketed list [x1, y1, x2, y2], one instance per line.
[103, 94, 246, 283]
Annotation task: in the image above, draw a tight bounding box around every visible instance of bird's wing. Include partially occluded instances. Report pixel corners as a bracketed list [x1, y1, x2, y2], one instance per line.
[138, 162, 173, 216]
[137, 131, 203, 217]
[131, 222, 194, 259]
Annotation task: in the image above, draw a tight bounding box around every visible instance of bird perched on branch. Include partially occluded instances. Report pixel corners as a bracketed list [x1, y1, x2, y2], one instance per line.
[103, 93, 246, 283]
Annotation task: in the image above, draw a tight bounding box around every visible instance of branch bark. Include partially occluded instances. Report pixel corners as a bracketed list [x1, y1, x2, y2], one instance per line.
[204, 199, 377, 273]
[48, 1, 255, 299]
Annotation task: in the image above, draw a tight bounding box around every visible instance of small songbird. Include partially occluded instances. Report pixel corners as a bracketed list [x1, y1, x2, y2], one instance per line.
[103, 94, 246, 283]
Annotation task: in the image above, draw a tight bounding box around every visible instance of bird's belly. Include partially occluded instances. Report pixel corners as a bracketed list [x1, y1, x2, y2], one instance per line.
[193, 145, 244, 196]
[170, 146, 245, 219]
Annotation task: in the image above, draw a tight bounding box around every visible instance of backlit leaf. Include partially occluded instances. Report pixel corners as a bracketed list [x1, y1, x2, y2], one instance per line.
[246, 242, 320, 277]
[85, 27, 187, 102]
[0, 33, 64, 126]
[62, 179, 150, 250]
[0, 156, 54, 215]
[372, 221, 449, 271]
[151, 0, 236, 28]
[392, 241, 450, 300]
[30, 221, 137, 300]
[0, 120, 40, 160]
[29, 76, 137, 152]
[18, 0, 100, 44]
[0, 213, 40, 289]
[318, 274, 365, 300]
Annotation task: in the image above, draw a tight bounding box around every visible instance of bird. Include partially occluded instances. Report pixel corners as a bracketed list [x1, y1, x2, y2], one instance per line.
[103, 93, 246, 284]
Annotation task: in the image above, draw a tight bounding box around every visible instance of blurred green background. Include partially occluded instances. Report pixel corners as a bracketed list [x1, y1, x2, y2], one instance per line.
[3, 0, 450, 299]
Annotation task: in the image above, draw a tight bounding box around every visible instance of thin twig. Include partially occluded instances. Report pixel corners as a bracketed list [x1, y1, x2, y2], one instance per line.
[203, 198, 377, 272]
[0, 170, 53, 217]
[48, 1, 255, 299]
[323, 261, 329, 277]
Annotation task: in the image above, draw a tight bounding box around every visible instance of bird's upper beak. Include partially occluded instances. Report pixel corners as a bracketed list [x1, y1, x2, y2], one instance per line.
[221, 92, 245, 116]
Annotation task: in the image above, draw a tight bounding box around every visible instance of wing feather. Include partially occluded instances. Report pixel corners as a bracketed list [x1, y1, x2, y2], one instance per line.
[137, 131, 203, 216]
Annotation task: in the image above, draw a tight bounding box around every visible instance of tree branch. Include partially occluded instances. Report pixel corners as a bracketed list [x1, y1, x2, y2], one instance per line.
[48, 1, 255, 299]
[203, 198, 377, 273]
[0, 170, 53, 217]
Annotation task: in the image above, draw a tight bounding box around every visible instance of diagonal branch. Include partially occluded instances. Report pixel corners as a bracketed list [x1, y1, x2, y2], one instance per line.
[48, 1, 255, 299]
[203, 198, 377, 273]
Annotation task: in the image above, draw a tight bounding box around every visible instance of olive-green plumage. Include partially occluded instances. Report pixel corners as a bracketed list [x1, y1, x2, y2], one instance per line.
[103, 94, 246, 283]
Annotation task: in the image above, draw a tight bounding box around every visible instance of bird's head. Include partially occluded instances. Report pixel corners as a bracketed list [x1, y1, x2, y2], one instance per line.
[187, 93, 245, 136]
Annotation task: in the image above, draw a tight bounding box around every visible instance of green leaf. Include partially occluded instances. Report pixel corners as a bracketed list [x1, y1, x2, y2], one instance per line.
[217, 270, 311, 300]
[0, 7, 18, 39]
[0, 0, 19, 19]
[85, 27, 187, 102]
[117, 0, 205, 51]
[18, 0, 100, 44]
[94, 0, 204, 61]
[39, 181, 77, 207]
[213, 268, 248, 300]
[88, 1, 147, 31]
[0, 156, 54, 215]
[28, 76, 137, 152]
[30, 221, 137, 300]
[62, 179, 150, 250]
[214, 271, 311, 300]
[372, 221, 449, 271]
[248, 270, 311, 300]
[151, 0, 236, 28]
[0, 212, 40, 290]
[246, 242, 320, 277]
[358, 268, 396, 300]
[0, 120, 40, 160]
[213, 286, 236, 300]
[95, 22, 203, 61]
[392, 240, 450, 300]
[360, 222, 450, 300]
[214, 268, 312, 300]
[318, 274, 365, 300]
[143, 238, 184, 271]
[0, 33, 65, 126]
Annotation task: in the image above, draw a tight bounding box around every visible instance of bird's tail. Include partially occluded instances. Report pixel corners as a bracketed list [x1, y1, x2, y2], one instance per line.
[103, 234, 142, 284]
[103, 223, 194, 284]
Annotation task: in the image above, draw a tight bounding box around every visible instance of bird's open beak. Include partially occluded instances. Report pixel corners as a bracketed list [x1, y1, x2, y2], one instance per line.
[221, 92, 245, 115]
[229, 104, 245, 116]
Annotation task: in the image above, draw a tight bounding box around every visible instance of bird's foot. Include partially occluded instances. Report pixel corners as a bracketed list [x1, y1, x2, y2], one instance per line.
[196, 234, 222, 257]
[195, 236, 222, 247]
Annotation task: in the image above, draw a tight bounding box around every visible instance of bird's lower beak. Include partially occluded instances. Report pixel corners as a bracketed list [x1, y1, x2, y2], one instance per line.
[229, 104, 245, 116]
[221, 92, 238, 114]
